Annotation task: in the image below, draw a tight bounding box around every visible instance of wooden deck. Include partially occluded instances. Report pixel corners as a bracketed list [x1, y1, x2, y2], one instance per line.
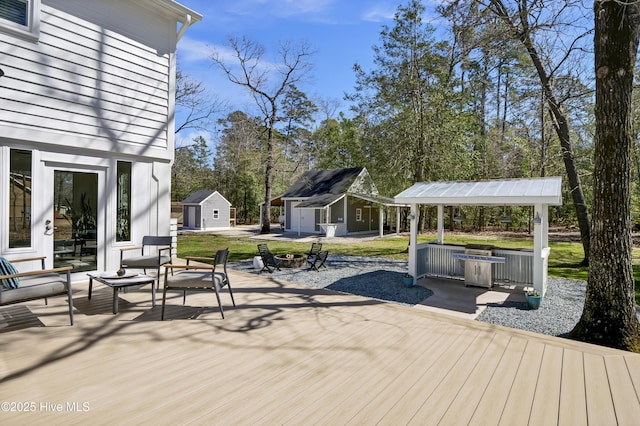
[2, 269, 640, 424]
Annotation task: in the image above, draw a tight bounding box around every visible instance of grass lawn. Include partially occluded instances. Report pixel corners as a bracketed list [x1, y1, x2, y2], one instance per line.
[177, 232, 640, 303]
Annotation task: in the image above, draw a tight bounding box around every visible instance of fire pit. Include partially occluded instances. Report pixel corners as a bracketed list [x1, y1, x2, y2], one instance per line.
[274, 254, 308, 268]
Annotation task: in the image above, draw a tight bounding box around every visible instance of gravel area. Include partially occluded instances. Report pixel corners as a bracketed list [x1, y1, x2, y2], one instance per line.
[229, 255, 433, 306]
[476, 277, 586, 337]
[229, 254, 593, 337]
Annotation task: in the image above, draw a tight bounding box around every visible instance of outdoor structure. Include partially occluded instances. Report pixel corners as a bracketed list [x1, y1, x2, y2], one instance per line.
[394, 177, 563, 297]
[182, 190, 234, 230]
[0, 0, 201, 275]
[262, 167, 403, 237]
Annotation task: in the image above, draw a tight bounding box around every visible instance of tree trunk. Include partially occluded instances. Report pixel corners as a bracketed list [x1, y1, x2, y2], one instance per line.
[261, 118, 275, 234]
[570, 0, 640, 351]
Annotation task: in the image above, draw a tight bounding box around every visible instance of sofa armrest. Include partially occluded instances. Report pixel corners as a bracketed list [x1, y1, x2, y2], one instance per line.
[0, 265, 73, 281]
[8, 256, 47, 270]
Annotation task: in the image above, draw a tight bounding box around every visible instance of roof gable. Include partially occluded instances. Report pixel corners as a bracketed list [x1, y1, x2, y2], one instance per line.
[182, 190, 230, 205]
[282, 167, 376, 198]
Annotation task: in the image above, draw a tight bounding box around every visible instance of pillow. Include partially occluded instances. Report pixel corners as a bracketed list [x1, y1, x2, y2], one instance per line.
[0, 257, 19, 289]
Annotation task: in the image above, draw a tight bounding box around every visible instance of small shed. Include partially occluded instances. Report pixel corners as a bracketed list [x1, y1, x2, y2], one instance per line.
[394, 177, 563, 297]
[182, 190, 232, 230]
[262, 167, 402, 237]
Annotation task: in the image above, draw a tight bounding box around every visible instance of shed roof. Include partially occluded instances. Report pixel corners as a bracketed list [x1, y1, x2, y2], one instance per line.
[183, 190, 215, 204]
[281, 167, 365, 198]
[394, 177, 562, 206]
[182, 190, 230, 206]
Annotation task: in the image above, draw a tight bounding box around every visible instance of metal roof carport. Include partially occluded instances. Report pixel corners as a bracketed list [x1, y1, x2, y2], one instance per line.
[394, 176, 563, 296]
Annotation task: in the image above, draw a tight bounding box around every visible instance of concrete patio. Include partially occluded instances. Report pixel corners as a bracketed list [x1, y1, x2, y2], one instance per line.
[1, 268, 640, 424]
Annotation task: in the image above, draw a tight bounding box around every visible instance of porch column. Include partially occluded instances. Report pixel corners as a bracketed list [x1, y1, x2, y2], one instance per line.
[408, 203, 419, 280]
[437, 204, 444, 243]
[325, 206, 330, 237]
[532, 203, 549, 296]
[396, 206, 400, 235]
[379, 206, 384, 238]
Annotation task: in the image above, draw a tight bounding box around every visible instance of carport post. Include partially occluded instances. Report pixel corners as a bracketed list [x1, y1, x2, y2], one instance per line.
[533, 203, 548, 296]
[408, 203, 419, 280]
[437, 204, 444, 243]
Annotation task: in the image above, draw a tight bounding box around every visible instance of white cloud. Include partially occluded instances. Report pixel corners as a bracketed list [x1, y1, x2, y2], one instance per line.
[177, 36, 214, 63]
[362, 4, 396, 23]
[225, 0, 334, 19]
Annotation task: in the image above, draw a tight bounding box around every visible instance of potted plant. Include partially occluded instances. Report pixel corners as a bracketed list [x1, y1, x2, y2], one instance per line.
[402, 273, 414, 288]
[525, 289, 542, 309]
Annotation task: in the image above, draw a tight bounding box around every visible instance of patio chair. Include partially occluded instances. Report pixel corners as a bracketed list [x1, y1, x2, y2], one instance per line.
[120, 235, 172, 288]
[0, 256, 74, 325]
[257, 243, 281, 273]
[161, 248, 235, 320]
[305, 242, 323, 265]
[308, 250, 329, 272]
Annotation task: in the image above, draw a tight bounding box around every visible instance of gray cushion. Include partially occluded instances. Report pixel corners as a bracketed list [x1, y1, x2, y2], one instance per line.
[165, 270, 225, 289]
[0, 274, 66, 305]
[122, 255, 171, 268]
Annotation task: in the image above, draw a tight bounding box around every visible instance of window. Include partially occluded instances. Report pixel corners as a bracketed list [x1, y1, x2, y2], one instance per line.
[9, 149, 32, 248]
[0, 0, 40, 40]
[116, 161, 131, 242]
[355, 208, 362, 222]
[213, 209, 219, 220]
[0, 0, 26, 25]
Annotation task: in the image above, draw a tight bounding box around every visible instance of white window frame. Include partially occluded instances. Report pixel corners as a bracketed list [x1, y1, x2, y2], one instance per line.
[355, 208, 362, 222]
[0, 0, 40, 41]
[213, 209, 219, 220]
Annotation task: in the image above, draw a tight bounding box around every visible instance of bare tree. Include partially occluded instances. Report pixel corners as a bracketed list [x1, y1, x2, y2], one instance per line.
[211, 36, 314, 233]
[570, 0, 640, 351]
[468, 0, 593, 264]
[175, 68, 226, 134]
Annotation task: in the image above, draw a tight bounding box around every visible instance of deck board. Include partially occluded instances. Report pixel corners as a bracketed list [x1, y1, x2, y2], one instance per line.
[469, 335, 528, 425]
[558, 348, 587, 425]
[1, 269, 640, 424]
[582, 352, 617, 425]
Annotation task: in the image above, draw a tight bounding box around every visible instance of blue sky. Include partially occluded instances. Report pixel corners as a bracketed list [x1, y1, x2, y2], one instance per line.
[173, 0, 413, 145]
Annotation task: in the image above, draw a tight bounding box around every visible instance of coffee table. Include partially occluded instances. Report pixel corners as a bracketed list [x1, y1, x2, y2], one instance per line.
[87, 272, 156, 314]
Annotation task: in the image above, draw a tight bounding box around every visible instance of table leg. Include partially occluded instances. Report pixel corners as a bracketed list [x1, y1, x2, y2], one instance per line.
[113, 288, 119, 314]
[152, 279, 156, 307]
[88, 277, 93, 300]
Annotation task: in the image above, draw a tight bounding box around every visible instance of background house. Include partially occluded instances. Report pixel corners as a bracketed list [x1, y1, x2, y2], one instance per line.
[182, 190, 234, 230]
[266, 167, 397, 237]
[0, 0, 201, 274]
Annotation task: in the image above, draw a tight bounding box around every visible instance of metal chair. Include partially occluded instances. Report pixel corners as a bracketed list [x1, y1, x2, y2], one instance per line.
[305, 242, 323, 265]
[120, 236, 172, 288]
[308, 250, 329, 271]
[257, 243, 282, 273]
[161, 248, 235, 320]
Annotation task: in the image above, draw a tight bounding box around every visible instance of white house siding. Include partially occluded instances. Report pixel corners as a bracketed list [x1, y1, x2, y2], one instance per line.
[0, 0, 174, 157]
[0, 0, 199, 274]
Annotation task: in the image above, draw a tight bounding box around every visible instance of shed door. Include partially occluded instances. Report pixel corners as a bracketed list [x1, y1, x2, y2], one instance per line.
[291, 202, 315, 233]
[188, 207, 196, 228]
